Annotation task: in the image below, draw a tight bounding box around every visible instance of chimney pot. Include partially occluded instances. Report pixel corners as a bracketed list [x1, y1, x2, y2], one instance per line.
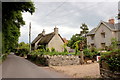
[108, 19, 114, 24]
[54, 26, 58, 34]
[42, 29, 45, 35]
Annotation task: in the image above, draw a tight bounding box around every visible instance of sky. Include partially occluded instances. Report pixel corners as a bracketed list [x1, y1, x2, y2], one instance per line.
[19, 0, 119, 43]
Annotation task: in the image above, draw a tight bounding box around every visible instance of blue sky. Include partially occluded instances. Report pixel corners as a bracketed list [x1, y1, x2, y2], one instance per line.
[19, 0, 119, 43]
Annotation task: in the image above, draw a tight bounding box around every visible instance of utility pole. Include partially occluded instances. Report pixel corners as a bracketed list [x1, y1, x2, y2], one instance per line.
[29, 22, 31, 53]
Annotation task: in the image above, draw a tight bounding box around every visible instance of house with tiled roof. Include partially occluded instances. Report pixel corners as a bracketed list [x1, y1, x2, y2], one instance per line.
[87, 19, 120, 49]
[31, 27, 65, 52]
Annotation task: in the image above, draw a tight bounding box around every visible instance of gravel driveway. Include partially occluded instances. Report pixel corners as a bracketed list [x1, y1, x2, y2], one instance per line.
[50, 63, 101, 78]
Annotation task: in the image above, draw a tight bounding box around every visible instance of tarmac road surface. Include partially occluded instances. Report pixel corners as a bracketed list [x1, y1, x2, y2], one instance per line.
[1, 54, 70, 78]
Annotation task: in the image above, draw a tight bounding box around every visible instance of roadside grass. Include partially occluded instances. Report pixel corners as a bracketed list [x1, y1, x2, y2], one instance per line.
[0, 53, 9, 64]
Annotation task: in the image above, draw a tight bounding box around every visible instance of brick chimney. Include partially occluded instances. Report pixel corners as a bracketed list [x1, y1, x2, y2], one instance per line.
[54, 26, 58, 34]
[42, 29, 45, 35]
[108, 19, 114, 24]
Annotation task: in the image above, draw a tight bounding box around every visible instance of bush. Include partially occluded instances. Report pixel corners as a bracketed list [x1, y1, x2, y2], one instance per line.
[106, 54, 120, 72]
[64, 47, 68, 52]
[46, 48, 50, 52]
[2, 54, 7, 61]
[100, 49, 120, 72]
[51, 47, 55, 52]
[37, 45, 45, 50]
[83, 48, 91, 57]
[18, 49, 29, 57]
[83, 48, 99, 58]
[100, 51, 111, 59]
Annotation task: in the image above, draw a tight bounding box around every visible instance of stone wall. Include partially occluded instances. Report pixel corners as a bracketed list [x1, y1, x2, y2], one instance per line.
[44, 55, 80, 66]
[100, 68, 120, 78]
[27, 55, 80, 66]
[100, 61, 120, 78]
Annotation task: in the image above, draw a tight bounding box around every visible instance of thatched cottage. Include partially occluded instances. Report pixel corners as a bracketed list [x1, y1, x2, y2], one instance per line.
[31, 27, 65, 52]
[87, 19, 120, 49]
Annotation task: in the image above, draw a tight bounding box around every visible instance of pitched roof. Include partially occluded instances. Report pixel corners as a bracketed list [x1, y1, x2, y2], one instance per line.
[103, 21, 120, 30]
[87, 27, 97, 35]
[31, 33, 43, 44]
[87, 21, 120, 35]
[32, 32, 64, 45]
[114, 23, 120, 30]
[103, 22, 115, 30]
[38, 32, 55, 45]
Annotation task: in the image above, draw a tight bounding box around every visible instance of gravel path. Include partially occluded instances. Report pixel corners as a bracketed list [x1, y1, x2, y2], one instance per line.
[50, 63, 101, 78]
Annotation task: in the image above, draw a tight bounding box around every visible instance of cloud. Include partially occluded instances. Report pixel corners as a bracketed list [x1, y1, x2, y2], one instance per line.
[32, 0, 119, 2]
[19, 1, 118, 43]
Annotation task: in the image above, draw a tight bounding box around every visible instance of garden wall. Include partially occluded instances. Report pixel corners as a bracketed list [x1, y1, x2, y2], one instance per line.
[100, 61, 120, 78]
[100, 68, 120, 78]
[27, 55, 80, 66]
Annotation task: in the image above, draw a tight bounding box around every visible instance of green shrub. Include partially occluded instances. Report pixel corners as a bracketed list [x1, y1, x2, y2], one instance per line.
[37, 45, 45, 50]
[46, 48, 50, 52]
[64, 47, 68, 52]
[100, 51, 112, 59]
[51, 47, 55, 52]
[17, 48, 29, 57]
[100, 49, 120, 72]
[106, 54, 120, 72]
[83, 48, 91, 57]
[111, 49, 120, 54]
[83, 48, 99, 58]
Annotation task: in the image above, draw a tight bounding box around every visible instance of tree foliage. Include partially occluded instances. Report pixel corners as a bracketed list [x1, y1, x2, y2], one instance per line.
[67, 34, 86, 49]
[18, 42, 29, 50]
[2, 2, 35, 54]
[68, 23, 89, 50]
[110, 38, 119, 50]
[80, 23, 89, 36]
[14, 42, 30, 57]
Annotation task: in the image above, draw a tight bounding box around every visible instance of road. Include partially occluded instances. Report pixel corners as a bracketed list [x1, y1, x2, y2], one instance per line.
[1, 54, 70, 78]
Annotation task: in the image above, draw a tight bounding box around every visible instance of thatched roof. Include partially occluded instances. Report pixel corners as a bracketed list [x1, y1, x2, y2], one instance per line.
[31, 33, 43, 44]
[38, 32, 55, 45]
[32, 32, 64, 45]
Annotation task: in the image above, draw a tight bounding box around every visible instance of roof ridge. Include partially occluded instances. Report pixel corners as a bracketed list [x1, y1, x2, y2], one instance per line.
[44, 32, 55, 36]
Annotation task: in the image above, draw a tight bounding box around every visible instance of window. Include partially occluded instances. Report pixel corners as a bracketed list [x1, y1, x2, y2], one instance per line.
[101, 43, 105, 49]
[91, 35, 94, 40]
[91, 43, 94, 47]
[101, 33, 105, 38]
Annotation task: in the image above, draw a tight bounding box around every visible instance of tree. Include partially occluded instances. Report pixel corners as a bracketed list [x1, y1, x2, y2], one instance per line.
[80, 23, 89, 36]
[18, 42, 29, 50]
[2, 2, 35, 54]
[67, 34, 86, 49]
[67, 34, 81, 49]
[80, 23, 89, 48]
[68, 23, 89, 51]
[15, 42, 30, 57]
